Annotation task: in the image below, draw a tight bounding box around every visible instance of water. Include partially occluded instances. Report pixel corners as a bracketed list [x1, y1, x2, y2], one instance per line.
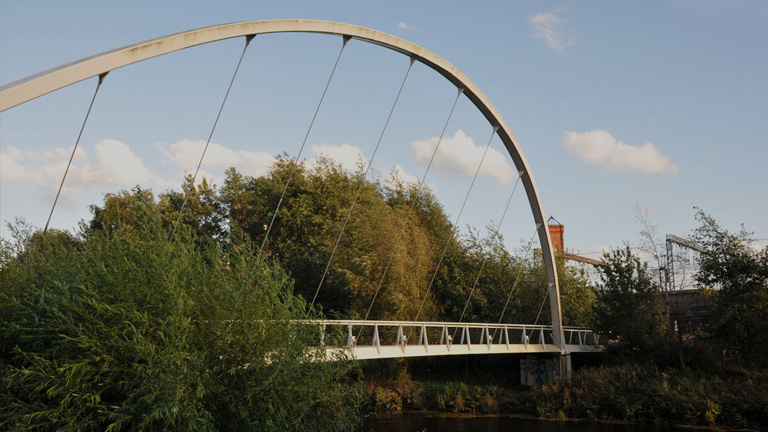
[360, 412, 709, 432]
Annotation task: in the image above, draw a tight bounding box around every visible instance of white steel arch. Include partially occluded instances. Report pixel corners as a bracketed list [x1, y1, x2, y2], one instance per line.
[0, 19, 566, 353]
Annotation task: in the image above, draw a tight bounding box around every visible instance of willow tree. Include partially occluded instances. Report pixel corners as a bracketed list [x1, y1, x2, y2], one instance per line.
[0, 212, 363, 431]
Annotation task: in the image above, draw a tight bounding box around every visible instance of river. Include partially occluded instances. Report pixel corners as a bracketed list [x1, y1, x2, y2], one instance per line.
[360, 412, 713, 431]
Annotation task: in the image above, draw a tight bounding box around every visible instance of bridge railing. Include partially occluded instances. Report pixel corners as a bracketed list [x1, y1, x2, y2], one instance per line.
[294, 320, 600, 360]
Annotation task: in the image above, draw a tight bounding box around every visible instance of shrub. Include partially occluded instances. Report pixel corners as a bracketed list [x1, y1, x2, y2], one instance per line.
[534, 365, 768, 429]
[0, 220, 363, 431]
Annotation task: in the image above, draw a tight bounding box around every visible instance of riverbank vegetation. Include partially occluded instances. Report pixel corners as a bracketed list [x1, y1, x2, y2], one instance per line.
[0, 215, 363, 431]
[533, 209, 768, 430]
[535, 364, 767, 429]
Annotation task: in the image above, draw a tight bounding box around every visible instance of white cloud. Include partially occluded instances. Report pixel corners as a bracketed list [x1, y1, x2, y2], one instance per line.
[0, 145, 43, 183]
[1, 140, 164, 192]
[410, 129, 515, 184]
[308, 143, 368, 172]
[562, 130, 679, 174]
[398, 21, 419, 32]
[529, 10, 575, 52]
[706, 150, 721, 159]
[157, 138, 275, 178]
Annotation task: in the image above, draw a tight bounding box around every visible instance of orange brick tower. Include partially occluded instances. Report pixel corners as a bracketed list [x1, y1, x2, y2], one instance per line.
[548, 216, 564, 252]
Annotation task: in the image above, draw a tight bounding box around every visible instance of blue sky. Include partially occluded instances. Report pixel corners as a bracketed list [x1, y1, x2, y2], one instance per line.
[1, 0, 766, 259]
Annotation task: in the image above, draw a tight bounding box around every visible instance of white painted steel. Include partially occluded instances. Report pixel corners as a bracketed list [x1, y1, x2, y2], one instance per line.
[306, 320, 601, 361]
[0, 21, 564, 350]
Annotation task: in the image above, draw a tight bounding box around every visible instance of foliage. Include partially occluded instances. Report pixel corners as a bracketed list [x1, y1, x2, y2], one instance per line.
[0, 216, 363, 431]
[425, 381, 504, 413]
[431, 232, 595, 327]
[691, 209, 768, 368]
[82, 159, 598, 326]
[593, 247, 669, 362]
[213, 158, 442, 320]
[364, 377, 504, 414]
[534, 365, 768, 429]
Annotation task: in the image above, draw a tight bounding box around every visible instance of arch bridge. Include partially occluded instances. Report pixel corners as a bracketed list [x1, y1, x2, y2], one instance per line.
[0, 20, 602, 372]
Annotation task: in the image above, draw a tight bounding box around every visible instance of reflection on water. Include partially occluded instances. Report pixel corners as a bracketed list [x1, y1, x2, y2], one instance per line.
[360, 412, 709, 432]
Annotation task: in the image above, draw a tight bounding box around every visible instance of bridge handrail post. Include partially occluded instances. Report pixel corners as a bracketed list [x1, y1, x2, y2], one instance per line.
[505, 327, 510, 349]
[522, 326, 529, 348]
[347, 324, 356, 349]
[373, 324, 381, 354]
[539, 328, 545, 347]
[396, 324, 406, 352]
[420, 324, 428, 352]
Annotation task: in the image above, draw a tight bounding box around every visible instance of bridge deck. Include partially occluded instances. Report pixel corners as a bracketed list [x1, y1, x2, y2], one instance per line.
[302, 320, 602, 360]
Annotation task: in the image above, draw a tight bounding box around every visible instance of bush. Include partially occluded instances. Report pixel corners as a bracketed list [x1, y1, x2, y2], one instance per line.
[534, 365, 768, 429]
[0, 220, 363, 431]
[424, 381, 503, 413]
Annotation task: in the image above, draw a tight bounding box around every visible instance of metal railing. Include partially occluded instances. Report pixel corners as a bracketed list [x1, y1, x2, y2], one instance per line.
[295, 320, 601, 360]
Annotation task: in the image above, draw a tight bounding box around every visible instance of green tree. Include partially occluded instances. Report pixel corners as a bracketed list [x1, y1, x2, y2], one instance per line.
[0, 215, 363, 431]
[159, 176, 228, 243]
[218, 160, 445, 320]
[594, 246, 668, 361]
[691, 210, 768, 368]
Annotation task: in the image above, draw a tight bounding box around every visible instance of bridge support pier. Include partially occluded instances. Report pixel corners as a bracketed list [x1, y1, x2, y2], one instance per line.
[520, 354, 571, 386]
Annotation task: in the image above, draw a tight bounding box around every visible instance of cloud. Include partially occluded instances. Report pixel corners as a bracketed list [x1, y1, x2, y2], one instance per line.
[157, 139, 275, 178]
[562, 130, 679, 174]
[529, 10, 575, 52]
[706, 150, 721, 159]
[398, 21, 419, 32]
[0, 145, 44, 183]
[308, 143, 368, 172]
[410, 129, 516, 184]
[1, 140, 164, 192]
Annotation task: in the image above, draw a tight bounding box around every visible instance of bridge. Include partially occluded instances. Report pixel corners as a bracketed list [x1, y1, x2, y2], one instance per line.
[0, 20, 603, 378]
[307, 320, 599, 361]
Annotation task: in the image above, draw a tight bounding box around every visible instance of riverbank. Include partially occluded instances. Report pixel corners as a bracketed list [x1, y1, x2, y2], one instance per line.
[359, 411, 736, 432]
[361, 364, 767, 431]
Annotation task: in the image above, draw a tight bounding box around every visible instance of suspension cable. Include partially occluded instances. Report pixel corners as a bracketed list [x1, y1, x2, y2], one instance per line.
[171, 35, 255, 239]
[407, 125, 498, 324]
[43, 72, 108, 234]
[360, 87, 464, 325]
[308, 58, 416, 316]
[260, 36, 351, 254]
[533, 280, 551, 326]
[454, 171, 524, 328]
[491, 227, 538, 341]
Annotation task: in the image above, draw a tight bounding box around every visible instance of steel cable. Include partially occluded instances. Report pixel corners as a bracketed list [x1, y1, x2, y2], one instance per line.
[360, 87, 464, 329]
[260, 36, 351, 254]
[453, 171, 524, 337]
[407, 125, 498, 329]
[171, 35, 255, 239]
[308, 58, 416, 316]
[44, 72, 108, 234]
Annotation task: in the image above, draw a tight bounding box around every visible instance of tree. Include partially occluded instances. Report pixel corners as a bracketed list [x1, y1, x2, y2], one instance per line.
[218, 160, 447, 320]
[593, 246, 668, 361]
[0, 216, 363, 431]
[691, 209, 768, 368]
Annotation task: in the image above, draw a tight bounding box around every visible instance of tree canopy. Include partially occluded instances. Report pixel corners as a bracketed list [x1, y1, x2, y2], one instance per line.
[691, 209, 768, 368]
